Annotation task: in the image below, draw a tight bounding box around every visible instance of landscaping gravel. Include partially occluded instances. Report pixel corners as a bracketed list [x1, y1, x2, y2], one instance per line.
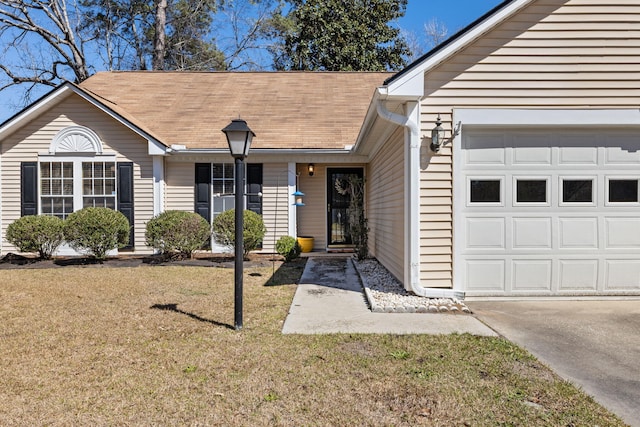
[352, 258, 471, 314]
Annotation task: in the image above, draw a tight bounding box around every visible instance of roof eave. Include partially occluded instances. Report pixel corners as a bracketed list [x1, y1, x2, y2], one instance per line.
[354, 0, 535, 157]
[168, 148, 355, 155]
[0, 82, 169, 155]
[0, 83, 73, 141]
[384, 0, 532, 97]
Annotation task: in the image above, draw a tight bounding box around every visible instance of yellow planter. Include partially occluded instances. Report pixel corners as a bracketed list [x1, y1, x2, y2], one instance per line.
[297, 236, 314, 253]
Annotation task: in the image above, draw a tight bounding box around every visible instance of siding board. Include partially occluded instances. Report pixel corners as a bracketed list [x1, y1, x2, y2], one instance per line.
[368, 128, 404, 282]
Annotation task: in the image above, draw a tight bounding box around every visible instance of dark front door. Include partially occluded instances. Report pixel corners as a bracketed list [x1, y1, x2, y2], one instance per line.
[327, 168, 363, 246]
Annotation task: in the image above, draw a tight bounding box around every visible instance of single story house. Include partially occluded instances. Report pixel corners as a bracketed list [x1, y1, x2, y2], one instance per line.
[2, 0, 640, 298]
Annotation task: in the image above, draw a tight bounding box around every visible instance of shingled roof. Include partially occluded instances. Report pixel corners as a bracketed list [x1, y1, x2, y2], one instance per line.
[79, 71, 393, 150]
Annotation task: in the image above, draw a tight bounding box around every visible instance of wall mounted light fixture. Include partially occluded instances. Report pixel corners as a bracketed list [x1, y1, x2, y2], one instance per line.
[430, 115, 445, 153]
[308, 163, 315, 176]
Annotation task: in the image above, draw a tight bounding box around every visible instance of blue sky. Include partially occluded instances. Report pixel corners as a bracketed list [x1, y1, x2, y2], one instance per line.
[401, 0, 504, 35]
[0, 0, 505, 123]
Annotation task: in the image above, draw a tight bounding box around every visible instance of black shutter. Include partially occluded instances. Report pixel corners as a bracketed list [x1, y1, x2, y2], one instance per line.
[21, 162, 38, 216]
[195, 163, 211, 222]
[246, 163, 263, 215]
[117, 162, 135, 249]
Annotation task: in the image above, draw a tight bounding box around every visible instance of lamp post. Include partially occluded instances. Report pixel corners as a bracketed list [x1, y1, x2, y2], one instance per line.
[222, 118, 255, 330]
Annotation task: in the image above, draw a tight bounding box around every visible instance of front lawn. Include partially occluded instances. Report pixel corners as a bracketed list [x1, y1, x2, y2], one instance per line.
[0, 260, 624, 426]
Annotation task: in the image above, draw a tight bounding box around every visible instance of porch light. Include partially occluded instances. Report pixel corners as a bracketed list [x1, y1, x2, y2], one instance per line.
[221, 118, 255, 331]
[293, 190, 305, 206]
[308, 163, 315, 176]
[430, 114, 445, 153]
[222, 118, 255, 160]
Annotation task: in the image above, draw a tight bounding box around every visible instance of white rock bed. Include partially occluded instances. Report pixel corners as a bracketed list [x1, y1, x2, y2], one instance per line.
[352, 258, 471, 314]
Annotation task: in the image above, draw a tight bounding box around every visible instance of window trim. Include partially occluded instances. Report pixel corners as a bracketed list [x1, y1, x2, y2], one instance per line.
[513, 176, 550, 207]
[559, 176, 596, 206]
[605, 176, 640, 206]
[467, 176, 504, 206]
[37, 154, 117, 218]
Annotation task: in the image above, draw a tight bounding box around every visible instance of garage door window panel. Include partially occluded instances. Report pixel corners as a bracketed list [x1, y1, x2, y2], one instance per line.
[607, 178, 639, 204]
[561, 178, 595, 205]
[515, 178, 549, 205]
[469, 178, 503, 205]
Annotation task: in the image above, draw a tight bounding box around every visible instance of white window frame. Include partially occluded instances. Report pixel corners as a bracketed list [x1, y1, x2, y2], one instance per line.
[38, 154, 118, 218]
[512, 176, 551, 207]
[466, 176, 505, 207]
[559, 176, 597, 207]
[605, 176, 640, 206]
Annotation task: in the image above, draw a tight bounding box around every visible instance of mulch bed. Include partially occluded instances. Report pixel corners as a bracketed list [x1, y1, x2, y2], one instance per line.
[0, 252, 283, 269]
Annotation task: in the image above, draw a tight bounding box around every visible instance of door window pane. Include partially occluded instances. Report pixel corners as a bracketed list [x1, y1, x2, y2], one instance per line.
[516, 180, 547, 203]
[212, 163, 234, 195]
[609, 179, 638, 203]
[563, 179, 592, 203]
[470, 180, 501, 203]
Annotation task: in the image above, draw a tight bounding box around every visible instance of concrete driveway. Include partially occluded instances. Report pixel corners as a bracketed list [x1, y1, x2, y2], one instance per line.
[469, 300, 640, 427]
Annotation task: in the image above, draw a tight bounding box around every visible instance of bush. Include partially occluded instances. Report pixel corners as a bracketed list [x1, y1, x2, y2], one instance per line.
[6, 215, 64, 259]
[276, 236, 301, 262]
[145, 210, 211, 258]
[212, 209, 266, 259]
[64, 207, 130, 260]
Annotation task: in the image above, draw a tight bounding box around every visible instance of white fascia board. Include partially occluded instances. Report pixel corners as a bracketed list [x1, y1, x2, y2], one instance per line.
[148, 140, 168, 155]
[385, 73, 424, 99]
[0, 84, 73, 140]
[353, 88, 383, 153]
[456, 109, 640, 127]
[386, 0, 533, 99]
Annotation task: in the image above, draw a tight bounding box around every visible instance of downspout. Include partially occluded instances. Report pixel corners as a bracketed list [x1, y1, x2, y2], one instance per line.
[376, 90, 464, 300]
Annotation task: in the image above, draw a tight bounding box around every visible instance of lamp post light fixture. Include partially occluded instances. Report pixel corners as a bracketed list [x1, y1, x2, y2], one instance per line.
[430, 114, 445, 153]
[221, 118, 255, 331]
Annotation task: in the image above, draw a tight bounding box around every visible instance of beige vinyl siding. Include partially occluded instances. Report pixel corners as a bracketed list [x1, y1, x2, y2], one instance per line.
[163, 161, 290, 253]
[368, 128, 404, 282]
[419, 0, 640, 287]
[165, 160, 194, 211]
[1, 94, 155, 253]
[261, 163, 291, 253]
[297, 165, 326, 250]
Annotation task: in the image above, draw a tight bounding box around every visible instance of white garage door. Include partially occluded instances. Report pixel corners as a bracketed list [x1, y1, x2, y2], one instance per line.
[455, 129, 640, 297]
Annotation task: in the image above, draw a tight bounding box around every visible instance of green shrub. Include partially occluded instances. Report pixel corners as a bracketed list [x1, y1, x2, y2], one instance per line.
[145, 210, 211, 258]
[6, 215, 65, 259]
[275, 235, 301, 262]
[212, 209, 266, 259]
[64, 207, 130, 260]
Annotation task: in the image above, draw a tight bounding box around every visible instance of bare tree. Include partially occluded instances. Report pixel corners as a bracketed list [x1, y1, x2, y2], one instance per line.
[0, 0, 91, 94]
[424, 18, 448, 48]
[217, 0, 275, 70]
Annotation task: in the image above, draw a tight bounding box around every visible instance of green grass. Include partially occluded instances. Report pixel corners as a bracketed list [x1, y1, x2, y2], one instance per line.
[0, 258, 625, 426]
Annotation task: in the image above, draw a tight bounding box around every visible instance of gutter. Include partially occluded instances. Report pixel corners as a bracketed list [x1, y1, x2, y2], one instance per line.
[166, 148, 354, 155]
[375, 88, 464, 300]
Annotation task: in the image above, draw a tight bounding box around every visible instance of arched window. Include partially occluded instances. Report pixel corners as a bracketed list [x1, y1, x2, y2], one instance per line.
[50, 126, 103, 154]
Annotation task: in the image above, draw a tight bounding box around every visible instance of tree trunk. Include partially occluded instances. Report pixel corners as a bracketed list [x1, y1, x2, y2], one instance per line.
[152, 0, 167, 70]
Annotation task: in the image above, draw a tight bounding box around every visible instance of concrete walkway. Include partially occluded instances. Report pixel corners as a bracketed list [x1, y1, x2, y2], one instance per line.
[282, 257, 496, 336]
